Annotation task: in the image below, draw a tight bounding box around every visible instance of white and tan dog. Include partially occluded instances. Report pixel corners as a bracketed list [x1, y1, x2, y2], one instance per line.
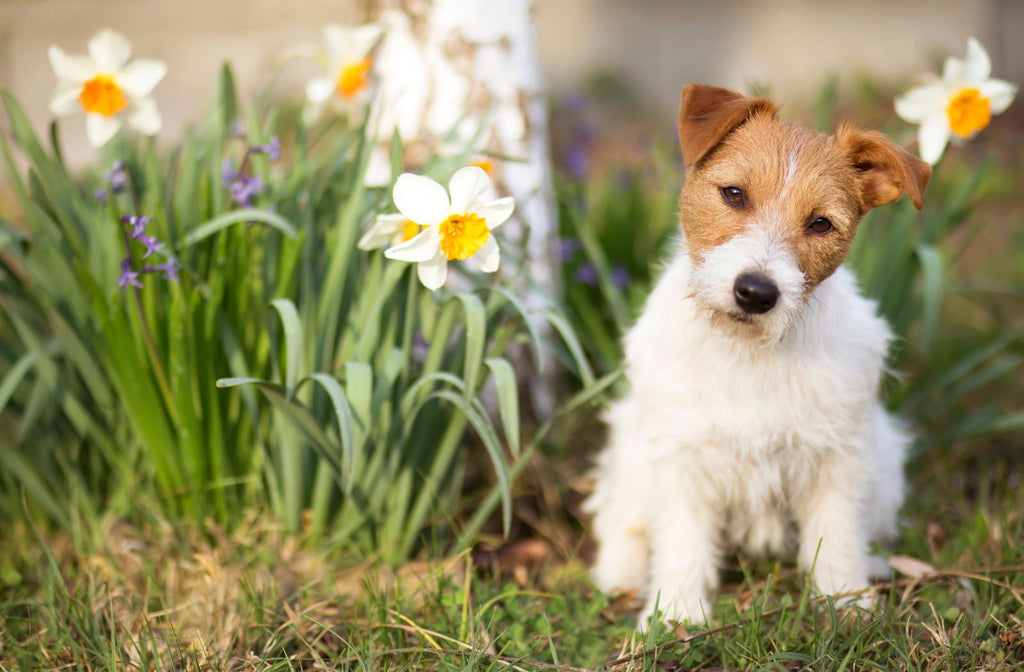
[585, 84, 931, 628]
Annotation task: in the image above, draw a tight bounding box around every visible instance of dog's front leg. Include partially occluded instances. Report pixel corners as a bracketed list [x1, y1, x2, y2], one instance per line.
[638, 484, 720, 629]
[793, 453, 871, 606]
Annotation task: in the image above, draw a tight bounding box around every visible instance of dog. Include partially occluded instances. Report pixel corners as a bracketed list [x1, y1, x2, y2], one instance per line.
[584, 84, 931, 628]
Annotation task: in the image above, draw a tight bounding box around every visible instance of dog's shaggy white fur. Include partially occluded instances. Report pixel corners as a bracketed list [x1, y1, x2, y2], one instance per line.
[585, 84, 930, 628]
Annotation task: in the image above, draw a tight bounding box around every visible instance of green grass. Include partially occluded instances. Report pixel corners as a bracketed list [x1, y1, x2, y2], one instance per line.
[1, 459, 1021, 670]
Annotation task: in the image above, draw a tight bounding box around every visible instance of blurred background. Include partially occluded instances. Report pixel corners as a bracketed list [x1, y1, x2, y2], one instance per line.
[2, 0, 1023, 167]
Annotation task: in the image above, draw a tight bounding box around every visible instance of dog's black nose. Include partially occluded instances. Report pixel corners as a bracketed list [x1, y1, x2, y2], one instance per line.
[733, 273, 779, 314]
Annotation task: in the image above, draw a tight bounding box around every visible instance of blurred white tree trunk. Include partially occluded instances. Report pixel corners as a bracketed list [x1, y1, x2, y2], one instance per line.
[365, 0, 559, 412]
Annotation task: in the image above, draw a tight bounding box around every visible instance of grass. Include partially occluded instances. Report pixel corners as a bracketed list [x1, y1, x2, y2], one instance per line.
[1, 452, 1021, 670]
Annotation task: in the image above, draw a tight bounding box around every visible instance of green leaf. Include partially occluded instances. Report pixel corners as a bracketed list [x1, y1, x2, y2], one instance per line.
[484, 357, 521, 457]
[308, 372, 357, 489]
[270, 299, 304, 398]
[451, 292, 487, 398]
[544, 308, 595, 386]
[182, 209, 297, 247]
[914, 244, 944, 350]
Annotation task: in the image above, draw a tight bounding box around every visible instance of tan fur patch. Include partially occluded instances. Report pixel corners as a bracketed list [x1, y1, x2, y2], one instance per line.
[680, 114, 865, 289]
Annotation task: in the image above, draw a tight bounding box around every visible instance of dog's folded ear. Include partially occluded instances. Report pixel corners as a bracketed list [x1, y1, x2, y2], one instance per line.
[678, 84, 778, 167]
[838, 125, 932, 212]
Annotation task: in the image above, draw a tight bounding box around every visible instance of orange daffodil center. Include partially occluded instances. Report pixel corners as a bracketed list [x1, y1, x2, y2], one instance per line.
[946, 87, 991, 138]
[304, 23, 383, 123]
[79, 74, 127, 117]
[48, 29, 167, 147]
[336, 58, 373, 100]
[895, 37, 1016, 164]
[439, 213, 489, 261]
[378, 166, 515, 291]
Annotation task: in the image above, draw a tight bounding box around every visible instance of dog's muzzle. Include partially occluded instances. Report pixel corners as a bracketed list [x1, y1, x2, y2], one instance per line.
[733, 272, 779, 314]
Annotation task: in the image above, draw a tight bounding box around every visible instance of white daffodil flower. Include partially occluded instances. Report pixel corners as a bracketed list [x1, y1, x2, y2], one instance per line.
[48, 29, 167, 148]
[304, 23, 383, 123]
[383, 166, 515, 291]
[357, 213, 421, 250]
[895, 37, 1017, 164]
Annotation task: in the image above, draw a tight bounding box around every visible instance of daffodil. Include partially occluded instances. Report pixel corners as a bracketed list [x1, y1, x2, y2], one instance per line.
[357, 213, 421, 251]
[383, 166, 515, 291]
[304, 23, 383, 123]
[895, 37, 1017, 164]
[48, 29, 167, 148]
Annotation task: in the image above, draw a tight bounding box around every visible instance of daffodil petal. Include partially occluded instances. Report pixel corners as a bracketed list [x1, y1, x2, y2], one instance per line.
[85, 113, 121, 147]
[322, 24, 350, 66]
[118, 59, 167, 98]
[346, 23, 384, 61]
[894, 82, 946, 123]
[88, 29, 132, 73]
[471, 236, 500, 273]
[448, 166, 491, 214]
[358, 214, 407, 250]
[980, 78, 1017, 115]
[385, 227, 441, 263]
[476, 197, 515, 231]
[963, 37, 992, 84]
[128, 97, 161, 135]
[48, 46, 94, 83]
[417, 253, 448, 291]
[918, 114, 951, 165]
[50, 85, 82, 116]
[306, 77, 334, 105]
[393, 174, 450, 227]
[941, 55, 965, 86]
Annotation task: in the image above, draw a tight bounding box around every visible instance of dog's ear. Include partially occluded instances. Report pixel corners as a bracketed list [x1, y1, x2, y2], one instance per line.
[838, 124, 931, 212]
[678, 84, 778, 167]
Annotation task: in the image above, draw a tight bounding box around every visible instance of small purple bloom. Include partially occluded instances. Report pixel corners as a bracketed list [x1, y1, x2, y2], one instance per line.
[121, 214, 151, 238]
[228, 174, 264, 207]
[222, 158, 237, 184]
[576, 263, 598, 286]
[97, 161, 128, 202]
[565, 145, 589, 180]
[610, 265, 630, 290]
[558, 238, 582, 262]
[138, 235, 165, 258]
[254, 136, 281, 161]
[144, 260, 181, 282]
[117, 258, 142, 289]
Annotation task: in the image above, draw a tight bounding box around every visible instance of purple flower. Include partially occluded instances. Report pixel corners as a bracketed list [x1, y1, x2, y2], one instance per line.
[222, 158, 265, 207]
[222, 158, 238, 183]
[576, 263, 598, 286]
[138, 235, 164, 258]
[122, 214, 152, 238]
[253, 136, 281, 161]
[565, 145, 589, 180]
[228, 175, 264, 207]
[117, 258, 142, 288]
[144, 260, 181, 282]
[611, 265, 630, 290]
[97, 161, 128, 202]
[558, 238, 582, 262]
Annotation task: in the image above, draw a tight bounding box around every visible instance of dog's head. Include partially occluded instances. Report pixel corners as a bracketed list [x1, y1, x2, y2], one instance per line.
[677, 84, 931, 344]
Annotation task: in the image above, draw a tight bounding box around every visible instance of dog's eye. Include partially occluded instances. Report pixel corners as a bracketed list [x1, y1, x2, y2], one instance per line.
[808, 216, 834, 234]
[720, 186, 745, 207]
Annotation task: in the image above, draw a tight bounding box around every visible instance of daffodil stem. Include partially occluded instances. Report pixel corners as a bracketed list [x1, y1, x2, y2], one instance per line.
[399, 264, 419, 393]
